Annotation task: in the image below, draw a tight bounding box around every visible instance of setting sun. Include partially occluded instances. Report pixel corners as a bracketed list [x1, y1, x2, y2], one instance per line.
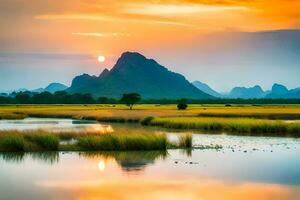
[98, 55, 105, 63]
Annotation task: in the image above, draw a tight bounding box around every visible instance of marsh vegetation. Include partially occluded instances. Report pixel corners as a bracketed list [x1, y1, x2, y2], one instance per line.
[0, 130, 193, 152]
[0, 105, 300, 139]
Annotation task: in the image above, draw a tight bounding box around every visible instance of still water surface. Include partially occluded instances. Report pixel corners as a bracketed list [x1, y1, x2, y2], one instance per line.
[0, 118, 300, 200]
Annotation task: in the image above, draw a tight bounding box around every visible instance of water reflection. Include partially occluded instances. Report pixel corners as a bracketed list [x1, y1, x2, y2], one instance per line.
[80, 151, 168, 173]
[0, 152, 59, 164]
[37, 179, 300, 200]
[0, 152, 25, 163]
[1, 150, 300, 200]
[0, 118, 114, 133]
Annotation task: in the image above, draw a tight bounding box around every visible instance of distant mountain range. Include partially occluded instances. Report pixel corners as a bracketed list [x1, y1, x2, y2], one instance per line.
[192, 82, 300, 99]
[32, 83, 68, 93]
[228, 85, 266, 99]
[67, 52, 212, 99]
[0, 83, 68, 95]
[2, 51, 299, 100]
[192, 81, 222, 98]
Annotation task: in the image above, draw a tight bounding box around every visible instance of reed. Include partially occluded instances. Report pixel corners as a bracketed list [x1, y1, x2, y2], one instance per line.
[178, 134, 192, 148]
[25, 134, 59, 151]
[0, 130, 170, 151]
[77, 133, 167, 151]
[0, 134, 25, 152]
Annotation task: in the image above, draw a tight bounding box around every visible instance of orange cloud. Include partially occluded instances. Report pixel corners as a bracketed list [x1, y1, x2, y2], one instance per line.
[1, 0, 300, 58]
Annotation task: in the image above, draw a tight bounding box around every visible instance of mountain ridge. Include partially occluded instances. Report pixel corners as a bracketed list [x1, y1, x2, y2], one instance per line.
[67, 52, 212, 99]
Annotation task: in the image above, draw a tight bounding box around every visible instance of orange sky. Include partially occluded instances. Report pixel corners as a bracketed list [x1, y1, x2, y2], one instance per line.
[0, 0, 300, 91]
[1, 0, 300, 56]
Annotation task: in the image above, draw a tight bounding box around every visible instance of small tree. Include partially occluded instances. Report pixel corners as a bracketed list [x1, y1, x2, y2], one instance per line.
[177, 98, 188, 110]
[120, 93, 141, 110]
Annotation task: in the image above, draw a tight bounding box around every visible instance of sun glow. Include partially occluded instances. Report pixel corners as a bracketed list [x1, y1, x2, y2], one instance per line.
[98, 160, 106, 171]
[98, 55, 105, 63]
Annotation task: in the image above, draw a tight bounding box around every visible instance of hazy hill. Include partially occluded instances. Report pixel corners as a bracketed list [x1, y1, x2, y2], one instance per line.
[265, 84, 300, 98]
[192, 81, 222, 98]
[68, 52, 212, 99]
[33, 83, 68, 94]
[228, 85, 266, 99]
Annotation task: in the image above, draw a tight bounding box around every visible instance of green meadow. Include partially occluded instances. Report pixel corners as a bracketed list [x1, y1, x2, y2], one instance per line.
[0, 104, 300, 152]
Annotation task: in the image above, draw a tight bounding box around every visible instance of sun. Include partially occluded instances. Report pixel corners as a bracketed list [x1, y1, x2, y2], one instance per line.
[98, 55, 105, 63]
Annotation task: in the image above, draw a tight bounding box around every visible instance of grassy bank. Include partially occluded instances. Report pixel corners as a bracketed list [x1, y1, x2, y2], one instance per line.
[0, 130, 192, 152]
[148, 117, 300, 137]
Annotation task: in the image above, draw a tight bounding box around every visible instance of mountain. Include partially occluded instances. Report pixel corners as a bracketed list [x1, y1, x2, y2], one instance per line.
[192, 81, 222, 97]
[265, 84, 300, 98]
[33, 83, 68, 93]
[228, 85, 266, 99]
[67, 52, 212, 99]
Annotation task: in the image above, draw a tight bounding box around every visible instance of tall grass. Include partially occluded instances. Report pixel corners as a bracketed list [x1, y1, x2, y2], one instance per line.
[26, 134, 59, 150]
[0, 130, 171, 152]
[178, 134, 192, 148]
[149, 117, 300, 137]
[0, 134, 25, 152]
[0, 131, 59, 151]
[77, 133, 167, 151]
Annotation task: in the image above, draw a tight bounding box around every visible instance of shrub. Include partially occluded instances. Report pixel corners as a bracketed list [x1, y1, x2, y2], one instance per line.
[177, 103, 188, 110]
[141, 116, 155, 125]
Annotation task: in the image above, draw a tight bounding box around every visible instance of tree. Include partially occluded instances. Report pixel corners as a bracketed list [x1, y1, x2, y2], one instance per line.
[15, 92, 31, 104]
[120, 93, 141, 110]
[32, 92, 54, 104]
[177, 98, 188, 110]
[97, 96, 108, 104]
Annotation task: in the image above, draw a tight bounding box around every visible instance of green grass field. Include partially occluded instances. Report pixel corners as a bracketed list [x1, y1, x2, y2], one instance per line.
[1, 104, 300, 120]
[0, 104, 300, 138]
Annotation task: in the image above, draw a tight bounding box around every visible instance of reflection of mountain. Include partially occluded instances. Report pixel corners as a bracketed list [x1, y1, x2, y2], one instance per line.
[117, 160, 155, 172]
[81, 151, 167, 172]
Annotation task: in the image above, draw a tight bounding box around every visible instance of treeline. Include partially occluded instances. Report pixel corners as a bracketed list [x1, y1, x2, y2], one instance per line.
[142, 98, 300, 104]
[0, 91, 116, 104]
[1, 91, 300, 104]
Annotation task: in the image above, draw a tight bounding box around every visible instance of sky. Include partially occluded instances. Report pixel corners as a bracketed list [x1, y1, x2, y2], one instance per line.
[0, 0, 300, 92]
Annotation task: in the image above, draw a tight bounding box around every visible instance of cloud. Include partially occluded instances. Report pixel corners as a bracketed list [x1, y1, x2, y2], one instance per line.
[0, 52, 93, 61]
[35, 13, 196, 29]
[72, 32, 131, 37]
[35, 14, 113, 21]
[122, 3, 250, 16]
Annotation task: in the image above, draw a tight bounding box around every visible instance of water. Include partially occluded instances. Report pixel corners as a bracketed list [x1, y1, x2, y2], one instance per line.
[0, 117, 114, 133]
[1, 118, 300, 199]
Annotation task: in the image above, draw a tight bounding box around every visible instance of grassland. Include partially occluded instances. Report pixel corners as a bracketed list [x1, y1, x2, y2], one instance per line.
[0, 104, 300, 138]
[1, 104, 300, 121]
[0, 130, 192, 152]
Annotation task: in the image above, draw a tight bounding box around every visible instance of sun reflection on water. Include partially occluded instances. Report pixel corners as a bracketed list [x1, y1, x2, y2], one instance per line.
[98, 160, 106, 171]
